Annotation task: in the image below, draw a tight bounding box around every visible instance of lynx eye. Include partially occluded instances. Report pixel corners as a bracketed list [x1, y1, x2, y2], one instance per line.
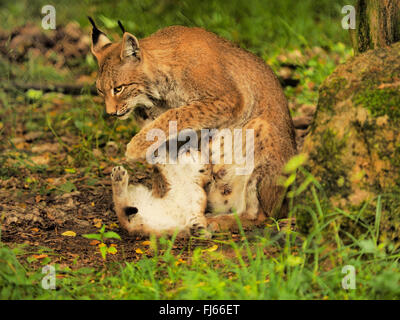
[113, 85, 124, 95]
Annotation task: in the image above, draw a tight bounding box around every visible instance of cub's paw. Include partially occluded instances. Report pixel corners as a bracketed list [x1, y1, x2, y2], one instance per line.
[111, 166, 128, 184]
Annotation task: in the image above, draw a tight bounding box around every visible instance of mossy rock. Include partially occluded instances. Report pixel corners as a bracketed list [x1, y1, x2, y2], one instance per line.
[300, 42, 400, 243]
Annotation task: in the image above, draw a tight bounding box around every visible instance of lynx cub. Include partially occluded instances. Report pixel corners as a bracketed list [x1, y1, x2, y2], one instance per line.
[111, 150, 211, 237]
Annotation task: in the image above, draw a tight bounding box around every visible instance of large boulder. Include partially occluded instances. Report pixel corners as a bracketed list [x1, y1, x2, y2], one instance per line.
[300, 42, 400, 242]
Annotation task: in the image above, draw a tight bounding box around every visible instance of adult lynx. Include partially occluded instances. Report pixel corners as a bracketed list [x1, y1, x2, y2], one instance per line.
[89, 18, 296, 233]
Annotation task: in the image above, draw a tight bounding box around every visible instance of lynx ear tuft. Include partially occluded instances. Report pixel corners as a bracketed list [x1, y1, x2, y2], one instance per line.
[88, 16, 112, 59]
[118, 20, 126, 34]
[120, 32, 141, 61]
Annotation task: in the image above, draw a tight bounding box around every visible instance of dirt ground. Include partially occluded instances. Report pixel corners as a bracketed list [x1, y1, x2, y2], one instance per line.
[0, 160, 227, 268]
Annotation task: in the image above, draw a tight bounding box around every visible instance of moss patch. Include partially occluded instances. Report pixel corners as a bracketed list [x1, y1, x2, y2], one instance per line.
[317, 77, 348, 114]
[310, 128, 351, 198]
[354, 88, 400, 119]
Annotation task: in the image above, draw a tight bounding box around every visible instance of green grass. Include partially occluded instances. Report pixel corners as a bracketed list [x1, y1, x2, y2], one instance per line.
[1, 206, 399, 299]
[1, 160, 400, 300]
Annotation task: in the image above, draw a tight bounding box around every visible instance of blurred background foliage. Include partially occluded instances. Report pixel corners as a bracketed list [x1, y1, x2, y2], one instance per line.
[0, 0, 355, 56]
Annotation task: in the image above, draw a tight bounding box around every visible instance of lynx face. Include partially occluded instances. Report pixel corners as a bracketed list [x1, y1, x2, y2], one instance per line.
[90, 20, 157, 120]
[96, 69, 155, 120]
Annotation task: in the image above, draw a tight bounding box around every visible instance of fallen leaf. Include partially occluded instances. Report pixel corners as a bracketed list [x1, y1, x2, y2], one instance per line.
[378, 81, 400, 89]
[175, 258, 187, 266]
[93, 218, 102, 228]
[16, 142, 26, 149]
[135, 248, 144, 254]
[32, 143, 60, 154]
[31, 154, 50, 165]
[32, 254, 48, 259]
[24, 131, 43, 141]
[142, 241, 151, 246]
[202, 244, 218, 253]
[89, 240, 100, 246]
[62, 231, 76, 237]
[116, 125, 128, 132]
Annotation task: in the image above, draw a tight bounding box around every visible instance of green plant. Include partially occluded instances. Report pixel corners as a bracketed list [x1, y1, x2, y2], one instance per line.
[82, 225, 121, 260]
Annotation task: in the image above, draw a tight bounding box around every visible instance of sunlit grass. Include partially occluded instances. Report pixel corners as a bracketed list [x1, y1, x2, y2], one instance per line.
[1, 159, 399, 299]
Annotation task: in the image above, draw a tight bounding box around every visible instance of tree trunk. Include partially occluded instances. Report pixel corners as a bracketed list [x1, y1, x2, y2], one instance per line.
[350, 0, 400, 54]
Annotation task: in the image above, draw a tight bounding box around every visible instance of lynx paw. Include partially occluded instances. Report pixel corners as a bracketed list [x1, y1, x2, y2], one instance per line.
[111, 166, 128, 182]
[207, 221, 220, 233]
[125, 135, 149, 161]
[190, 223, 212, 239]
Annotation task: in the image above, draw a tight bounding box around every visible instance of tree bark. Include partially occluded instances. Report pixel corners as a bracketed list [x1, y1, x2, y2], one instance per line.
[350, 0, 400, 54]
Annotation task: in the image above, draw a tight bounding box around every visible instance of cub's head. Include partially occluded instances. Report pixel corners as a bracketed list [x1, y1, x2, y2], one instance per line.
[89, 17, 154, 119]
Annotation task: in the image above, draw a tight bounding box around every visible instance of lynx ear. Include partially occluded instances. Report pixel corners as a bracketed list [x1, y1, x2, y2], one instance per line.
[120, 32, 140, 61]
[88, 16, 112, 60]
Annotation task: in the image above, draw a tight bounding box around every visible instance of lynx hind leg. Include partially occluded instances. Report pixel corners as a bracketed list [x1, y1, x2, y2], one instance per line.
[111, 166, 134, 230]
[258, 175, 288, 219]
[244, 116, 295, 219]
[111, 166, 129, 196]
[243, 176, 260, 220]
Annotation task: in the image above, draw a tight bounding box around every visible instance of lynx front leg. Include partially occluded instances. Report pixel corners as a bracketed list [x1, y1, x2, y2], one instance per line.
[206, 212, 267, 233]
[206, 213, 240, 233]
[125, 98, 240, 161]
